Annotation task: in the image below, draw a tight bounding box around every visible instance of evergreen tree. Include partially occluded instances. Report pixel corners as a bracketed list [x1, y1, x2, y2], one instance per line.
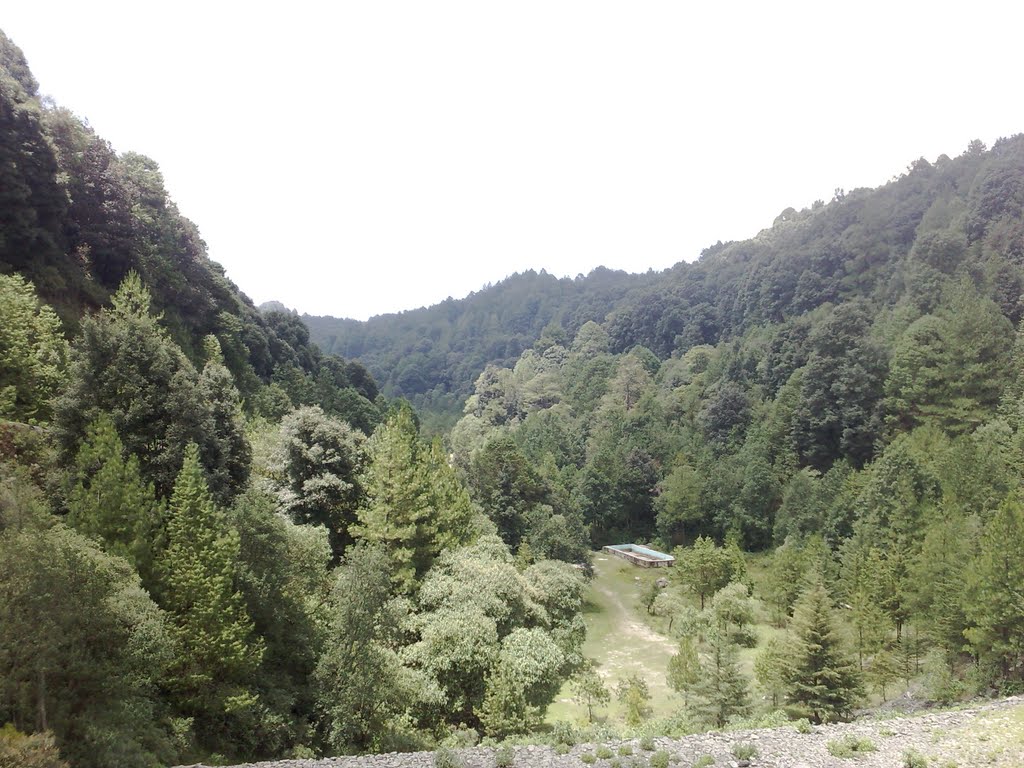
[965, 491, 1024, 686]
[666, 636, 700, 703]
[784, 576, 862, 723]
[66, 415, 163, 582]
[157, 444, 263, 738]
[0, 273, 67, 423]
[689, 628, 749, 728]
[355, 403, 475, 592]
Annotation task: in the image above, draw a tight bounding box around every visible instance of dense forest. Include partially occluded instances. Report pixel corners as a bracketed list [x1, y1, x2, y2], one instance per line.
[302, 267, 658, 429]
[4, 24, 1024, 768]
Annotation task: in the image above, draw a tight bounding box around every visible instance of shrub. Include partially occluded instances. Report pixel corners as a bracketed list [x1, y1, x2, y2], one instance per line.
[596, 745, 614, 759]
[731, 743, 758, 760]
[581, 753, 597, 764]
[618, 745, 634, 756]
[435, 747, 465, 768]
[649, 750, 670, 768]
[555, 744, 571, 756]
[794, 718, 812, 734]
[0, 725, 67, 768]
[693, 756, 715, 768]
[552, 720, 578, 746]
[640, 735, 656, 751]
[826, 735, 877, 758]
[609, 759, 622, 768]
[903, 751, 929, 768]
[495, 744, 515, 768]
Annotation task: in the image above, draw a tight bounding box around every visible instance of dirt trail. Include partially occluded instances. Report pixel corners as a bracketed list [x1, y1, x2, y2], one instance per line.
[591, 557, 675, 688]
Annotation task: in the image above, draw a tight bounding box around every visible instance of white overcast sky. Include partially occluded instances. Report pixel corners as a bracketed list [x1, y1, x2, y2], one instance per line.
[4, 2, 1023, 320]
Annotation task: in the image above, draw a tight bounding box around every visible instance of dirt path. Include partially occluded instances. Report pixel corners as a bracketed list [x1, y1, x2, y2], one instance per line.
[589, 557, 676, 694]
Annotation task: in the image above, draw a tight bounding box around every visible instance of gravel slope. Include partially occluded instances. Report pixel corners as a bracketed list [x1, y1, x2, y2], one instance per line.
[180, 696, 1024, 768]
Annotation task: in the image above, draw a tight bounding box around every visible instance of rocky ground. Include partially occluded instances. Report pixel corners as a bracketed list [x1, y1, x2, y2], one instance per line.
[182, 696, 1024, 768]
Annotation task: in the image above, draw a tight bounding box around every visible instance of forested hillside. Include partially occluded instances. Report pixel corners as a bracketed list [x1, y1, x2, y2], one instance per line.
[5, 22, 1024, 768]
[0, 30, 588, 768]
[304, 136, 1024, 433]
[303, 267, 657, 428]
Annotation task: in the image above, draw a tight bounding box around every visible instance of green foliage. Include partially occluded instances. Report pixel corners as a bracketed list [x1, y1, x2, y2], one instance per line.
[570, 661, 611, 723]
[66, 415, 163, 581]
[596, 745, 614, 759]
[268, 404, 367, 559]
[903, 749, 929, 768]
[0, 518, 177, 768]
[639, 734, 655, 751]
[355, 403, 476, 591]
[689, 629, 749, 728]
[0, 725, 67, 768]
[964, 491, 1024, 686]
[730, 742, 758, 760]
[615, 675, 653, 727]
[495, 744, 515, 768]
[826, 735, 877, 758]
[673, 537, 737, 610]
[157, 444, 263, 740]
[314, 544, 411, 752]
[617, 744, 633, 756]
[435, 746, 466, 768]
[692, 756, 714, 768]
[0, 274, 67, 423]
[666, 636, 699, 699]
[649, 750, 670, 768]
[581, 752, 597, 763]
[784, 576, 863, 723]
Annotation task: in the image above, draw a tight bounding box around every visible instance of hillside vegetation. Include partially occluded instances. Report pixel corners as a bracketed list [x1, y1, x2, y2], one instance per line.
[4, 23, 1024, 768]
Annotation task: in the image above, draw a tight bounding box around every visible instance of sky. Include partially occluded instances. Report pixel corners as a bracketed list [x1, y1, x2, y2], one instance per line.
[4, 2, 1024, 320]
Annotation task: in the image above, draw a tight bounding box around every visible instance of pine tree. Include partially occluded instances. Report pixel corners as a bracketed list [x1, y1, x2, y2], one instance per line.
[157, 443, 263, 721]
[356, 405, 476, 592]
[66, 415, 163, 582]
[784, 576, 862, 723]
[667, 636, 700, 704]
[689, 628, 749, 728]
[965, 491, 1024, 685]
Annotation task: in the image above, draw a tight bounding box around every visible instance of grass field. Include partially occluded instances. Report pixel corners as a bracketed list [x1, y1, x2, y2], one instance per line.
[546, 550, 787, 728]
[547, 553, 678, 724]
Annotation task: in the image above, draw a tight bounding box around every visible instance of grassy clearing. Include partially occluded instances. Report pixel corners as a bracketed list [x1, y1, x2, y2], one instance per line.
[547, 554, 677, 724]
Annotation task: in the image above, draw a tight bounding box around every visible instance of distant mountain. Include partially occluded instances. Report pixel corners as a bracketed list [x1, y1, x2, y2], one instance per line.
[303, 267, 658, 426]
[305, 135, 1024, 427]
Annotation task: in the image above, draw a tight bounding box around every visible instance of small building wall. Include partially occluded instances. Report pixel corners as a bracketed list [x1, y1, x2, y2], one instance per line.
[602, 544, 675, 568]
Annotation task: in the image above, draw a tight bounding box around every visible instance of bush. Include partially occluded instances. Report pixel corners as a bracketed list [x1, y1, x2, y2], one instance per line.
[731, 626, 759, 648]
[596, 745, 614, 759]
[435, 747, 466, 768]
[731, 743, 758, 760]
[581, 753, 597, 764]
[693, 756, 715, 768]
[554, 744, 571, 756]
[649, 750, 670, 768]
[552, 720, 578, 746]
[0, 726, 67, 768]
[639, 735, 656, 751]
[826, 735, 877, 758]
[794, 718, 812, 734]
[903, 751, 929, 768]
[618, 745, 634, 756]
[495, 744, 515, 768]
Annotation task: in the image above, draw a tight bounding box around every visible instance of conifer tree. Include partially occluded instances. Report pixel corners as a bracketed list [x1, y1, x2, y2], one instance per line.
[157, 443, 263, 726]
[66, 415, 163, 582]
[667, 636, 700, 703]
[784, 576, 862, 723]
[355, 404, 476, 592]
[689, 628, 749, 728]
[965, 491, 1024, 684]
